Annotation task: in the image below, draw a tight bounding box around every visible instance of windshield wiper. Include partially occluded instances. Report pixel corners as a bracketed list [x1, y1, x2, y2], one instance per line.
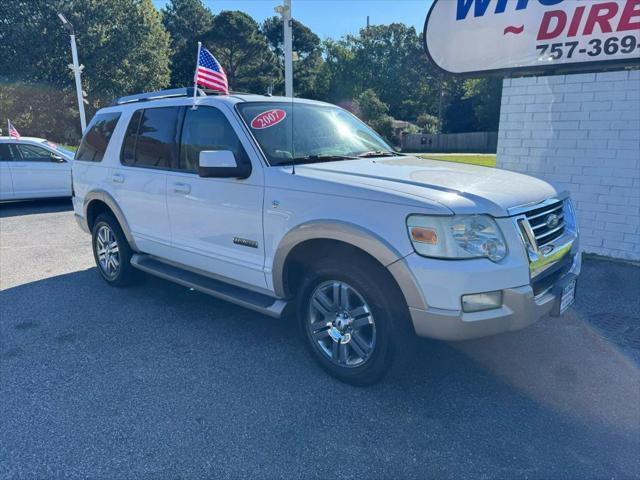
[356, 150, 399, 158]
[291, 154, 359, 165]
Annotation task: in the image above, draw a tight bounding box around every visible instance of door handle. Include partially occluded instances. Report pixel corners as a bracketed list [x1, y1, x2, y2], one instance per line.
[173, 182, 191, 194]
[112, 173, 125, 184]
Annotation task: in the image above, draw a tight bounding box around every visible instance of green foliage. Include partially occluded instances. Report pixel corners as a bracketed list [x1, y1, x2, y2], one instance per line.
[324, 24, 440, 122]
[355, 89, 394, 141]
[162, 0, 214, 88]
[262, 16, 327, 99]
[462, 77, 503, 132]
[0, 0, 171, 141]
[356, 89, 389, 120]
[205, 11, 280, 94]
[0, 2, 503, 141]
[0, 83, 79, 143]
[416, 113, 440, 134]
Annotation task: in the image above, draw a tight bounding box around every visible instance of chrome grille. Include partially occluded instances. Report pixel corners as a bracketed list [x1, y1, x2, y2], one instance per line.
[524, 200, 565, 248]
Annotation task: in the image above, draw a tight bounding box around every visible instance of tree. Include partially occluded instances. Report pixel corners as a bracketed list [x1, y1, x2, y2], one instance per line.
[262, 16, 326, 99]
[204, 11, 280, 94]
[355, 89, 394, 141]
[0, 0, 171, 140]
[162, 0, 214, 88]
[323, 24, 441, 123]
[463, 77, 503, 131]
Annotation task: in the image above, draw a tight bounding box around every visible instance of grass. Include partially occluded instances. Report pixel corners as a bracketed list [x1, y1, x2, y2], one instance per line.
[61, 144, 78, 152]
[411, 153, 497, 168]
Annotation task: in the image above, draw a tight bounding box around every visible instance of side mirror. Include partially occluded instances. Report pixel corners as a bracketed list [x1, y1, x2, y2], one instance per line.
[198, 150, 251, 179]
[51, 153, 65, 163]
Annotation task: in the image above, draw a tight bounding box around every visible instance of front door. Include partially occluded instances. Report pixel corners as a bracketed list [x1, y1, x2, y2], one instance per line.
[11, 143, 71, 198]
[166, 105, 266, 290]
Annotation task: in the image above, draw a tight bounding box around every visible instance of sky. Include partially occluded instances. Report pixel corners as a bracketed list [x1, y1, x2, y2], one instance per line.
[152, 0, 435, 39]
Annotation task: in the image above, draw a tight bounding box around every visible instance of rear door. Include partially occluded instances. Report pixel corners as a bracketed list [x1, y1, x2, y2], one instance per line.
[0, 143, 15, 200]
[10, 143, 71, 198]
[109, 107, 179, 258]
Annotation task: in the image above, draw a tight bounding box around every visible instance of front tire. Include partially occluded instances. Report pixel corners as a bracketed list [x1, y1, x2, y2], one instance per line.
[91, 213, 137, 287]
[297, 256, 410, 386]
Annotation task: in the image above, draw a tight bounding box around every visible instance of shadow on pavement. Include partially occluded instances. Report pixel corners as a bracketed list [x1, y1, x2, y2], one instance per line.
[0, 198, 73, 218]
[1, 261, 639, 478]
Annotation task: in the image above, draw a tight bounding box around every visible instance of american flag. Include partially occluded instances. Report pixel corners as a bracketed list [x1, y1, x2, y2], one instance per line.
[7, 119, 20, 139]
[195, 47, 229, 94]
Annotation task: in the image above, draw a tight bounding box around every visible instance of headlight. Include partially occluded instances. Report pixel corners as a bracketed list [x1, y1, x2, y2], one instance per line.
[407, 214, 507, 262]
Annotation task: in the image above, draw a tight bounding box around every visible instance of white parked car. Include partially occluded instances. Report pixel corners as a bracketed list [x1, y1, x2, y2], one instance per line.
[0, 137, 74, 201]
[72, 88, 580, 385]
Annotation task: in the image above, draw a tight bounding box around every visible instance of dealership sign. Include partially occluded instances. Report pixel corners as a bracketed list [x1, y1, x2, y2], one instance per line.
[423, 0, 640, 75]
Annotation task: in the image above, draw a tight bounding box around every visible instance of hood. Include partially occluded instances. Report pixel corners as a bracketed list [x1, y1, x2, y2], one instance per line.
[296, 156, 561, 217]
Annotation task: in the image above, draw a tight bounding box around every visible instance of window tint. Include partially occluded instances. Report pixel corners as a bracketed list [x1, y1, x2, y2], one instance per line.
[121, 107, 180, 169]
[15, 144, 54, 162]
[121, 110, 142, 165]
[180, 107, 249, 172]
[76, 112, 121, 162]
[0, 144, 14, 161]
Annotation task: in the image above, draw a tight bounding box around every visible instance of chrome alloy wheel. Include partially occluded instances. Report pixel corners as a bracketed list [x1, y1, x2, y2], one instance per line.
[307, 280, 376, 368]
[95, 225, 120, 278]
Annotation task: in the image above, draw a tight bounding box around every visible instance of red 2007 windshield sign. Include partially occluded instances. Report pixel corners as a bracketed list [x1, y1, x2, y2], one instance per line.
[251, 109, 287, 129]
[424, 0, 640, 75]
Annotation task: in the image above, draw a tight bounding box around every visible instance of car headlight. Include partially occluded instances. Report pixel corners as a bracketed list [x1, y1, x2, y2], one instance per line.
[407, 214, 507, 262]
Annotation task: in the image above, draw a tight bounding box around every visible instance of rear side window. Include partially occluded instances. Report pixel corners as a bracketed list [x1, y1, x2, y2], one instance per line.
[121, 107, 180, 169]
[179, 106, 249, 172]
[76, 112, 121, 162]
[0, 144, 14, 161]
[121, 110, 142, 165]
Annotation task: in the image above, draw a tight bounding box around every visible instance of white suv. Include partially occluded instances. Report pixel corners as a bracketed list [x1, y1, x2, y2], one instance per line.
[72, 88, 580, 385]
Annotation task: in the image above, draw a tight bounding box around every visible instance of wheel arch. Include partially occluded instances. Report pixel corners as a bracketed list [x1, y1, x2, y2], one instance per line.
[273, 220, 427, 310]
[84, 190, 138, 251]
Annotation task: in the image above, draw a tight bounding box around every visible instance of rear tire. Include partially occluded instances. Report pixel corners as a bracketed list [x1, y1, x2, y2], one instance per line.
[296, 255, 411, 386]
[91, 213, 137, 287]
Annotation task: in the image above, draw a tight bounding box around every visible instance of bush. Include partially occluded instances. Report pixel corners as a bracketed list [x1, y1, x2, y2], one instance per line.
[416, 113, 440, 134]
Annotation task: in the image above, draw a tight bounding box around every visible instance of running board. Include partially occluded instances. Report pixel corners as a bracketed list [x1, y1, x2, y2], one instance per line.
[130, 254, 288, 318]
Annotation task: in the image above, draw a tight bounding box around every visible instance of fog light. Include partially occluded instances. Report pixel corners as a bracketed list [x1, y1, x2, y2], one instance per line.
[462, 291, 503, 313]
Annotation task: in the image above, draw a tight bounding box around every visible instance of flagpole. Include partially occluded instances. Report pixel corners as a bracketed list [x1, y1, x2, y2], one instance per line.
[192, 41, 202, 110]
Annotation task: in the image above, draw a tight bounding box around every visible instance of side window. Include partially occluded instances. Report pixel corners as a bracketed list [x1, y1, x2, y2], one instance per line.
[179, 106, 249, 172]
[121, 110, 142, 165]
[0, 144, 14, 161]
[76, 112, 121, 162]
[121, 107, 180, 169]
[15, 144, 55, 162]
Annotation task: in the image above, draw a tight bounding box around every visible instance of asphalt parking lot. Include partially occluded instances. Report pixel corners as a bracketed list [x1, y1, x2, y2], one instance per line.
[1, 199, 639, 479]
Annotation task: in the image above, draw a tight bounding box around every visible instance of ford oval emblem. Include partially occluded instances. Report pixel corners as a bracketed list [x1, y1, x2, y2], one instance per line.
[545, 213, 559, 229]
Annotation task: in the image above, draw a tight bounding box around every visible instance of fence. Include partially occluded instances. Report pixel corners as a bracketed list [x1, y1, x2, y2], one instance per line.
[401, 131, 498, 153]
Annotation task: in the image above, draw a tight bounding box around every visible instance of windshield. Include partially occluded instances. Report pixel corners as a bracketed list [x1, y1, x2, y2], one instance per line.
[41, 140, 74, 158]
[236, 102, 394, 166]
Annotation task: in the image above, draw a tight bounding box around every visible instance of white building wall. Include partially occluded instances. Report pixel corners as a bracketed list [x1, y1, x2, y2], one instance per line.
[497, 69, 640, 261]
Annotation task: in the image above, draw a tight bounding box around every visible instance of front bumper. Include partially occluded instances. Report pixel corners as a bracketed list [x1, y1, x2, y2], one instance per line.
[408, 252, 581, 341]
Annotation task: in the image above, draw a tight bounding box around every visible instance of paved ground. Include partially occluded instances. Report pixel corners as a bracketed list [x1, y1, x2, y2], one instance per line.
[1, 199, 639, 479]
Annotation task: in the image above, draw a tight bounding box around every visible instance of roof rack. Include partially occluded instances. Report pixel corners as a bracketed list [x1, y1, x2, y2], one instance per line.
[110, 88, 264, 107]
[111, 87, 215, 106]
